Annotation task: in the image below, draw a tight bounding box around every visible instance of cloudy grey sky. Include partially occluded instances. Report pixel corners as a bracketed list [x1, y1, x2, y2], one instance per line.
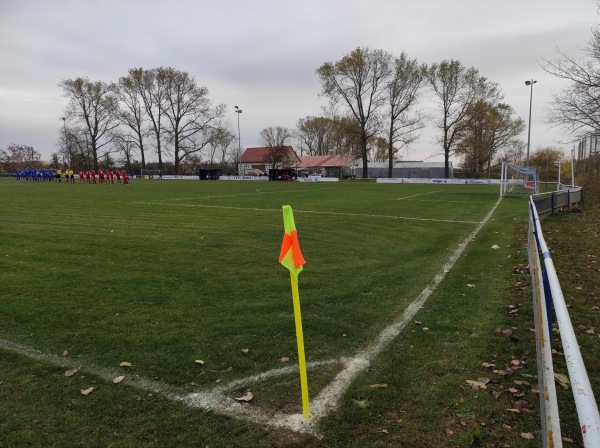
[0, 0, 598, 163]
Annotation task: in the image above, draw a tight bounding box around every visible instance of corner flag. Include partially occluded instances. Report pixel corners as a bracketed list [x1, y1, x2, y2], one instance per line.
[279, 205, 306, 280]
[279, 205, 310, 419]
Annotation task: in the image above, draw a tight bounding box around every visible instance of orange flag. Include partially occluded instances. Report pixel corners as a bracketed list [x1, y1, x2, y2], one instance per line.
[279, 205, 306, 280]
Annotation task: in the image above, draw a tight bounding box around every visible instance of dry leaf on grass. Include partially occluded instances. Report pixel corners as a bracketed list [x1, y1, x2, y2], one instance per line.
[80, 387, 94, 396]
[280, 357, 289, 363]
[520, 432, 535, 440]
[241, 349, 249, 353]
[585, 328, 595, 335]
[555, 373, 570, 389]
[113, 376, 125, 384]
[119, 362, 133, 367]
[482, 362, 495, 368]
[235, 391, 253, 402]
[61, 350, 68, 357]
[466, 380, 487, 390]
[370, 383, 389, 389]
[194, 360, 205, 365]
[467, 284, 475, 288]
[64, 366, 81, 377]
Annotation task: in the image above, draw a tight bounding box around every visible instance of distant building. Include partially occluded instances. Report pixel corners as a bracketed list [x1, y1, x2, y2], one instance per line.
[239, 146, 300, 175]
[296, 154, 357, 178]
[352, 161, 453, 179]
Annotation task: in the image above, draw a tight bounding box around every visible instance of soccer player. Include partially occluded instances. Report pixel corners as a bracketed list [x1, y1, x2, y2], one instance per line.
[116, 169, 121, 184]
[123, 171, 129, 185]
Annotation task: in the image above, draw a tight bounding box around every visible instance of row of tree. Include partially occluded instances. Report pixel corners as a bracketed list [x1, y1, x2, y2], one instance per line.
[52, 50, 527, 177]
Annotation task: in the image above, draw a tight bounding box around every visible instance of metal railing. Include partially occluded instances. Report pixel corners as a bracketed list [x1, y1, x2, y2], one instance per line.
[528, 190, 600, 447]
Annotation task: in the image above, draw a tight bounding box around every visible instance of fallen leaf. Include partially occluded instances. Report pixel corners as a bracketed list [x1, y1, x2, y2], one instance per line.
[280, 357, 289, 362]
[511, 360, 521, 367]
[502, 424, 512, 430]
[482, 362, 495, 368]
[585, 328, 595, 335]
[113, 375, 125, 384]
[555, 373, 570, 389]
[467, 284, 475, 288]
[506, 408, 521, 413]
[241, 349, 249, 353]
[413, 320, 422, 325]
[477, 377, 490, 385]
[370, 383, 389, 389]
[466, 380, 487, 390]
[80, 387, 94, 396]
[562, 437, 575, 443]
[492, 390, 503, 399]
[520, 432, 535, 440]
[61, 350, 69, 357]
[422, 327, 430, 331]
[119, 362, 133, 367]
[235, 391, 253, 402]
[514, 380, 530, 386]
[491, 245, 500, 249]
[64, 366, 81, 377]
[445, 428, 454, 436]
[352, 398, 369, 408]
[194, 360, 205, 365]
[508, 387, 519, 394]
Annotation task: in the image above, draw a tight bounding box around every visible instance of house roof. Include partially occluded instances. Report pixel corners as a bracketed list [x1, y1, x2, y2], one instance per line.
[297, 154, 356, 169]
[240, 146, 299, 163]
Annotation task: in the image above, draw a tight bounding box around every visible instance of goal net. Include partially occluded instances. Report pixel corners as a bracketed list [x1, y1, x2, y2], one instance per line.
[500, 162, 539, 197]
[140, 169, 162, 179]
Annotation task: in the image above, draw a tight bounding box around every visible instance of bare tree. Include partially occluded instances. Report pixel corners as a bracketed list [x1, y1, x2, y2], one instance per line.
[543, 26, 600, 135]
[117, 69, 149, 169]
[260, 126, 294, 169]
[159, 67, 226, 174]
[206, 127, 236, 166]
[317, 47, 392, 178]
[456, 102, 525, 175]
[59, 78, 119, 170]
[425, 60, 487, 178]
[385, 52, 426, 176]
[59, 77, 120, 171]
[296, 116, 336, 156]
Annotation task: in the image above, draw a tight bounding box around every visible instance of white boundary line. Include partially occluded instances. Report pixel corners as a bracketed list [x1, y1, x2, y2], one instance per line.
[133, 201, 482, 225]
[0, 197, 501, 437]
[397, 190, 443, 200]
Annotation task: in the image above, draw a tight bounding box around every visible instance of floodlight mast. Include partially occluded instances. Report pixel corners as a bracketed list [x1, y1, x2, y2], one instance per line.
[235, 106, 242, 174]
[525, 79, 537, 170]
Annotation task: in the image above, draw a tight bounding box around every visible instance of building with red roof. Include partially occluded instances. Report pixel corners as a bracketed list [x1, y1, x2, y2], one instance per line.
[239, 146, 300, 175]
[297, 154, 358, 178]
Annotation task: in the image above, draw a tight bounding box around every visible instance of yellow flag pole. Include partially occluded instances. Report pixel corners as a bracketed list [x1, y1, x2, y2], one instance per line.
[290, 271, 310, 419]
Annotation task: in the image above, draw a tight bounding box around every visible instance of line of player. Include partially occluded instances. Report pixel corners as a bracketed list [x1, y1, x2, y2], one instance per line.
[79, 169, 130, 184]
[13, 168, 131, 184]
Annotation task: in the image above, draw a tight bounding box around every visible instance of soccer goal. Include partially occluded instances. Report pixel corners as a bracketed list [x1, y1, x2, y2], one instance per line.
[500, 162, 539, 197]
[140, 169, 162, 179]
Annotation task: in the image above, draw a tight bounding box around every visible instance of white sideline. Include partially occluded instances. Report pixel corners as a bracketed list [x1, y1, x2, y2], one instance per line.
[134, 201, 482, 225]
[0, 198, 501, 437]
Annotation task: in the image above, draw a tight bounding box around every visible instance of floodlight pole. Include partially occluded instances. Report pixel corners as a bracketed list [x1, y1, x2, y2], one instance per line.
[525, 79, 537, 170]
[235, 106, 242, 174]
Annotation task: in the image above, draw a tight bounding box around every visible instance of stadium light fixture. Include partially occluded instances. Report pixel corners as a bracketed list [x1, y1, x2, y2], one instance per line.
[525, 80, 537, 170]
[235, 106, 243, 173]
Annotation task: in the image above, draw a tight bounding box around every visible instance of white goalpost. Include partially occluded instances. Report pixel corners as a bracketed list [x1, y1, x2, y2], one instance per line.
[140, 169, 162, 179]
[500, 162, 539, 197]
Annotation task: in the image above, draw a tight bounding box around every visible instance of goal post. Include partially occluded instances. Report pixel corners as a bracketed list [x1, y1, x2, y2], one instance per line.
[140, 169, 162, 179]
[500, 162, 539, 197]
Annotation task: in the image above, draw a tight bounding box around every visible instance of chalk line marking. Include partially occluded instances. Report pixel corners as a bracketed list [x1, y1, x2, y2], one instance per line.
[133, 201, 482, 225]
[170, 186, 337, 202]
[397, 190, 443, 200]
[0, 197, 501, 437]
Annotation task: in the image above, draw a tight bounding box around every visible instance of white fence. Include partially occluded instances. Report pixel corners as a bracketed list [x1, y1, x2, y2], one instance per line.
[528, 192, 600, 447]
